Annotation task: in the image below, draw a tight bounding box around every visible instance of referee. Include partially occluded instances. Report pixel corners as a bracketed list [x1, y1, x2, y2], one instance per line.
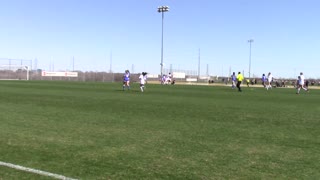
[236, 72, 244, 92]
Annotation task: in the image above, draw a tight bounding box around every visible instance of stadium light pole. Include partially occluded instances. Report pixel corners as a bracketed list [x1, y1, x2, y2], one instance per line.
[248, 39, 254, 78]
[158, 6, 169, 77]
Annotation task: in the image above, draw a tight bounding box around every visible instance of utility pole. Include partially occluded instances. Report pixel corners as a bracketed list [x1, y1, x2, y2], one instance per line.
[248, 39, 254, 78]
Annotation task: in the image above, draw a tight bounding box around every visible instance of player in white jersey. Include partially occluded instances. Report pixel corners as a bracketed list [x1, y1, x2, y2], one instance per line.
[266, 72, 273, 90]
[168, 72, 172, 80]
[161, 74, 171, 85]
[296, 72, 309, 94]
[139, 72, 148, 92]
[165, 75, 171, 84]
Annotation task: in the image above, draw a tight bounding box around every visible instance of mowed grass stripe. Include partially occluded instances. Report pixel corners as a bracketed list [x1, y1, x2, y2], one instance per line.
[0, 81, 319, 179]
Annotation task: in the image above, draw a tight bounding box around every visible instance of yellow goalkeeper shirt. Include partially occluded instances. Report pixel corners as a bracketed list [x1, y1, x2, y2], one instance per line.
[237, 74, 244, 81]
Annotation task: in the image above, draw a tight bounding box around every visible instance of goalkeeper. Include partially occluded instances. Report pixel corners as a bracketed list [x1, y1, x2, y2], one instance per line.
[236, 72, 244, 92]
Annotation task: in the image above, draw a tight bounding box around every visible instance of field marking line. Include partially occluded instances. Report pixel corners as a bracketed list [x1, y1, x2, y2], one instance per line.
[0, 161, 78, 180]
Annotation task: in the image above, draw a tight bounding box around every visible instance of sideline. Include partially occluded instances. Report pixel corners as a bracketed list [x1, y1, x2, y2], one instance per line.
[0, 161, 77, 180]
[146, 81, 320, 89]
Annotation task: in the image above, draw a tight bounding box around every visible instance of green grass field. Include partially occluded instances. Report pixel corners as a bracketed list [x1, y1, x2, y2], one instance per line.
[0, 81, 319, 179]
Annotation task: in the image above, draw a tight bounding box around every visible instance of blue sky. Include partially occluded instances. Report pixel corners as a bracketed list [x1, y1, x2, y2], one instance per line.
[0, 0, 319, 78]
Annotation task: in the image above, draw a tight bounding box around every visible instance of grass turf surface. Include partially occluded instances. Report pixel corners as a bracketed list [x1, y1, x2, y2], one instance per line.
[0, 81, 319, 179]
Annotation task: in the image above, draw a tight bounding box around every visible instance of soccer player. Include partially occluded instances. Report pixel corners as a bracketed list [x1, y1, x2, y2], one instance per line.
[266, 72, 273, 90]
[261, 74, 267, 88]
[122, 70, 130, 90]
[168, 72, 172, 81]
[139, 72, 147, 92]
[236, 72, 244, 92]
[296, 72, 309, 94]
[231, 72, 236, 89]
[161, 75, 167, 85]
[166, 73, 172, 84]
[246, 79, 250, 87]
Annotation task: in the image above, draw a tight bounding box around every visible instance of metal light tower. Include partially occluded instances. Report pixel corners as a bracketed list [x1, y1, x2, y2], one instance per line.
[248, 39, 254, 78]
[158, 6, 169, 76]
[198, 48, 200, 79]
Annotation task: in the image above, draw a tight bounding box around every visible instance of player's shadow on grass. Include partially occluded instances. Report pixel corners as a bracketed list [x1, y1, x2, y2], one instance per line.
[115, 89, 141, 92]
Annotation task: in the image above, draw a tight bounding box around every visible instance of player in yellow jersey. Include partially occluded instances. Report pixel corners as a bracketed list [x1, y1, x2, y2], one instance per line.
[236, 72, 244, 92]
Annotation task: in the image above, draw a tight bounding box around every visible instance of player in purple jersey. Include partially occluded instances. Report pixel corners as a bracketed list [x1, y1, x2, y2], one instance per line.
[261, 74, 267, 88]
[231, 72, 236, 89]
[123, 70, 130, 90]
